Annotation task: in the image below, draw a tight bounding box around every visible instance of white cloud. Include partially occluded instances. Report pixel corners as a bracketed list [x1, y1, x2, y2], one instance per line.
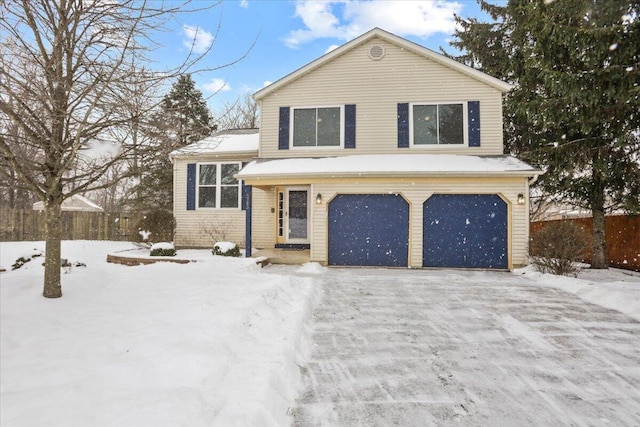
[284, 0, 462, 48]
[325, 44, 340, 54]
[202, 78, 231, 93]
[239, 0, 249, 8]
[239, 84, 253, 94]
[263, 80, 273, 87]
[182, 25, 214, 54]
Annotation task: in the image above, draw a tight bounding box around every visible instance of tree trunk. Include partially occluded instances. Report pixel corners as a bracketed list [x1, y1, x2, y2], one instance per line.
[590, 149, 608, 269]
[43, 200, 63, 298]
[591, 205, 607, 269]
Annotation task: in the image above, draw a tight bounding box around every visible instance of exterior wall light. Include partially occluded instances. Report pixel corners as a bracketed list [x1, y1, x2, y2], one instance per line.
[315, 193, 322, 204]
[517, 193, 525, 205]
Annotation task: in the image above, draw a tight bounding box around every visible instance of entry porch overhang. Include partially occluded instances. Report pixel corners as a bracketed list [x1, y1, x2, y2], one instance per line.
[236, 154, 541, 186]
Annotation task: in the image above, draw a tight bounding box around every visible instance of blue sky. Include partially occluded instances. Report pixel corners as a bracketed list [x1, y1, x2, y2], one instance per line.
[152, 1, 497, 112]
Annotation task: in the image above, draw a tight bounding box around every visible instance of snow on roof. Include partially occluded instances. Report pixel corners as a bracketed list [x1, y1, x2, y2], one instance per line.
[170, 129, 259, 158]
[33, 194, 104, 212]
[237, 154, 541, 179]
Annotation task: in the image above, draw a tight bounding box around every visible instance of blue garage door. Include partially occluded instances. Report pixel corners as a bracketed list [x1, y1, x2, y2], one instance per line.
[329, 194, 409, 267]
[423, 194, 507, 269]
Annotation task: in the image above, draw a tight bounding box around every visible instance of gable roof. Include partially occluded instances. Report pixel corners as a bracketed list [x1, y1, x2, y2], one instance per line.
[254, 28, 512, 101]
[33, 194, 104, 212]
[170, 128, 259, 159]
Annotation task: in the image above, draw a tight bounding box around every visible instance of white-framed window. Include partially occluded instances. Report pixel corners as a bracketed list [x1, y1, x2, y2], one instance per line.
[291, 106, 343, 148]
[410, 102, 467, 146]
[197, 162, 241, 209]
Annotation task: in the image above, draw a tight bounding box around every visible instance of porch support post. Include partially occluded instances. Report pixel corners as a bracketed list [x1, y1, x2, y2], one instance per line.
[244, 185, 252, 257]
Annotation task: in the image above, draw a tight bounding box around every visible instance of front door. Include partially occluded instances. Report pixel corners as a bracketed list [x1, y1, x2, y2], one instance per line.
[276, 187, 309, 244]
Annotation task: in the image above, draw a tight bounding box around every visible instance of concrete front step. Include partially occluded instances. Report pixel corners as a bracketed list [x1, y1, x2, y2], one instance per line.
[252, 248, 311, 265]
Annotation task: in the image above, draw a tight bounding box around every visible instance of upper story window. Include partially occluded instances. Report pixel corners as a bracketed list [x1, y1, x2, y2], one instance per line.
[292, 106, 343, 148]
[197, 162, 241, 209]
[411, 102, 466, 146]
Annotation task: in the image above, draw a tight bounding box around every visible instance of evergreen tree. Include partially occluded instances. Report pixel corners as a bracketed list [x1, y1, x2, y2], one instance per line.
[133, 74, 216, 211]
[159, 74, 216, 146]
[449, 0, 640, 268]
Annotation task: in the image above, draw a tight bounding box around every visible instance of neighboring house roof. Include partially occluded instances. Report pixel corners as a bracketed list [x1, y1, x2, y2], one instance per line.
[254, 28, 512, 101]
[32, 194, 104, 212]
[237, 154, 540, 180]
[170, 128, 259, 159]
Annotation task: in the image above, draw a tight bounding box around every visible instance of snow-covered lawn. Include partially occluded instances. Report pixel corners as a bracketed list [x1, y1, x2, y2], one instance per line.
[0, 241, 320, 427]
[2, 240, 639, 426]
[516, 264, 640, 321]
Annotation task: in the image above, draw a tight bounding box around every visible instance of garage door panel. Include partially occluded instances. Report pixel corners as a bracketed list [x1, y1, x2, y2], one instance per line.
[423, 194, 507, 269]
[329, 194, 409, 267]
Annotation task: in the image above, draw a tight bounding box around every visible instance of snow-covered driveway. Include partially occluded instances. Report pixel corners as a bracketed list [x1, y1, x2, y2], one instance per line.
[291, 268, 640, 426]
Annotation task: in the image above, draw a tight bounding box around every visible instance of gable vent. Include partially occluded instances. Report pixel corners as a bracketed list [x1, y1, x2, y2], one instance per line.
[368, 45, 385, 60]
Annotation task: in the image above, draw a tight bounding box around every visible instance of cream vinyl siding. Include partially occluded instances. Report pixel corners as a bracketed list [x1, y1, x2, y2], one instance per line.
[173, 154, 255, 248]
[304, 177, 529, 268]
[251, 187, 276, 249]
[259, 37, 504, 158]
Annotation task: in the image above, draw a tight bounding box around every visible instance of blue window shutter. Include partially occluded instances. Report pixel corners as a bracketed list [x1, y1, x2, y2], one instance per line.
[397, 103, 409, 148]
[278, 107, 290, 150]
[187, 163, 196, 210]
[468, 101, 481, 147]
[344, 104, 356, 149]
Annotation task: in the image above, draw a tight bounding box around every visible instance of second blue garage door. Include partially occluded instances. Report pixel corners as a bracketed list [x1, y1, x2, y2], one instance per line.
[328, 194, 409, 267]
[423, 194, 508, 269]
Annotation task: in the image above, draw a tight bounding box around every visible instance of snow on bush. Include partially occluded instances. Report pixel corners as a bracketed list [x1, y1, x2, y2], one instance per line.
[138, 229, 152, 241]
[11, 248, 44, 270]
[150, 242, 176, 257]
[213, 241, 240, 257]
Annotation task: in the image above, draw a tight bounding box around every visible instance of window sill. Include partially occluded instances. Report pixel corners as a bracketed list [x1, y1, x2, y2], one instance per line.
[291, 145, 344, 150]
[195, 207, 242, 211]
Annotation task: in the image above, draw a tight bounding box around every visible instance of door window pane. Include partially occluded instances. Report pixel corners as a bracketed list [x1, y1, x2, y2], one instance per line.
[288, 190, 308, 239]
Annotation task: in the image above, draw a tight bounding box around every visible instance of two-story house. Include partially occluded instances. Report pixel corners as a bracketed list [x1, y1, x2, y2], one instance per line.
[171, 28, 540, 270]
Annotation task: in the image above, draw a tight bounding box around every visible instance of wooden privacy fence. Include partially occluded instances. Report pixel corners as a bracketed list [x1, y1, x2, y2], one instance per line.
[0, 208, 144, 242]
[531, 215, 640, 271]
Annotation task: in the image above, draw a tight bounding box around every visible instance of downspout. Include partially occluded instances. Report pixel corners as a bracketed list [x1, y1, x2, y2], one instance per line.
[525, 172, 541, 267]
[170, 154, 177, 225]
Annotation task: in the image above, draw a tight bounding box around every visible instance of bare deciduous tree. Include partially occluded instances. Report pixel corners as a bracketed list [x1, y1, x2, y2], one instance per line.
[0, 0, 250, 298]
[214, 92, 260, 130]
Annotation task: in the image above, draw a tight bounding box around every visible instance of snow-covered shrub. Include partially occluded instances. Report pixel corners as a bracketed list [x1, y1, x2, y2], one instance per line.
[529, 221, 590, 276]
[134, 209, 175, 244]
[11, 249, 44, 270]
[212, 241, 240, 257]
[12, 256, 32, 270]
[150, 242, 176, 257]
